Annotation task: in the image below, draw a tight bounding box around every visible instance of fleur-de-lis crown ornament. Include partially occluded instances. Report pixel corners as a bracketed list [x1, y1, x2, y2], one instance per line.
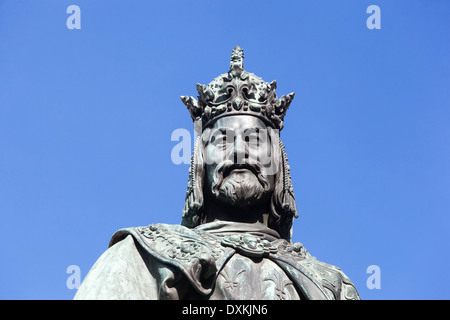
[181, 46, 295, 132]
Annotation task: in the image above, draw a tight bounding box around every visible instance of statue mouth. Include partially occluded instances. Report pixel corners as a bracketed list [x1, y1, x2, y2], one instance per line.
[223, 164, 258, 178]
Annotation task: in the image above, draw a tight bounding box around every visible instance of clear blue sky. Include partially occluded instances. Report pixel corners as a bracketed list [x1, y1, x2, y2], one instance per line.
[0, 0, 449, 300]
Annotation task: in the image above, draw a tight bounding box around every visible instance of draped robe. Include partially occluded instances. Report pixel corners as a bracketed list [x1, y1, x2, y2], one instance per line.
[74, 221, 360, 300]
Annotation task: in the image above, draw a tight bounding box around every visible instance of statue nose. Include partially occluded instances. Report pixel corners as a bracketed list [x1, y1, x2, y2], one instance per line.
[231, 135, 247, 164]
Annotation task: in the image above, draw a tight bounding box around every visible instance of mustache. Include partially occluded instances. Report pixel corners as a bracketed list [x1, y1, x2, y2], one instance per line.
[211, 160, 271, 194]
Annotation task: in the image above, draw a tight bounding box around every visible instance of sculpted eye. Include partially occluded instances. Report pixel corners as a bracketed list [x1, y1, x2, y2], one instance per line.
[246, 135, 259, 147]
[210, 134, 227, 147]
[244, 129, 260, 146]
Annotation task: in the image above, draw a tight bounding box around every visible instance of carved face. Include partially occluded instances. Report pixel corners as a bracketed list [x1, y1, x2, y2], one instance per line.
[203, 115, 276, 207]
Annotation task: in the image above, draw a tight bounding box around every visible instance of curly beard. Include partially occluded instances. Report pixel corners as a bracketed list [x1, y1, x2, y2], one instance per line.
[211, 160, 271, 207]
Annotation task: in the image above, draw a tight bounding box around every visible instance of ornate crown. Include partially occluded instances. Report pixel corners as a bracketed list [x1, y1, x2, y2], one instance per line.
[181, 46, 295, 131]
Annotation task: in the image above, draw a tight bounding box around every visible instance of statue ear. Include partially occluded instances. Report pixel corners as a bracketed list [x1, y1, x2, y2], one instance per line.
[181, 135, 205, 228]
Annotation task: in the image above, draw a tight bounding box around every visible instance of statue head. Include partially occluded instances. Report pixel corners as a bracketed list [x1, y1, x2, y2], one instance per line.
[180, 46, 298, 240]
[204, 115, 275, 209]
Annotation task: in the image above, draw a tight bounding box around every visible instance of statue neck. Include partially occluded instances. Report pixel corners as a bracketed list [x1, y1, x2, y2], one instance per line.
[202, 196, 269, 226]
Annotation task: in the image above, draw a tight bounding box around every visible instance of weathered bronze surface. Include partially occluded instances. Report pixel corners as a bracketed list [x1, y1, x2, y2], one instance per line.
[74, 47, 360, 300]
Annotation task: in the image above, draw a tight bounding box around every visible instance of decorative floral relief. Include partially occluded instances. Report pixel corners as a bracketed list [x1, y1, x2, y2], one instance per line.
[264, 272, 295, 300]
[219, 269, 247, 291]
[221, 233, 278, 258]
[137, 224, 226, 262]
[136, 224, 210, 262]
[275, 239, 310, 261]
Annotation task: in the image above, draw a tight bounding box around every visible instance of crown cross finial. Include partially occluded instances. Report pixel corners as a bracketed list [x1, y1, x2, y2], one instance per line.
[230, 46, 244, 76]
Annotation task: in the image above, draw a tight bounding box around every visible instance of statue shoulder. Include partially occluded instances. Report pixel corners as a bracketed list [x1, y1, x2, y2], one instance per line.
[109, 223, 235, 296]
[274, 241, 360, 300]
[109, 223, 232, 262]
[109, 223, 202, 247]
[310, 259, 360, 300]
[298, 254, 360, 300]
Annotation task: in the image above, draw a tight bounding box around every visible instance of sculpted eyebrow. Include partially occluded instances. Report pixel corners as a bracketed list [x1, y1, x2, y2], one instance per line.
[244, 128, 260, 134]
[212, 128, 228, 135]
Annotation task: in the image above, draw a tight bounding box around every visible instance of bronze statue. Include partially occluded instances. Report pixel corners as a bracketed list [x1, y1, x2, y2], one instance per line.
[74, 47, 360, 300]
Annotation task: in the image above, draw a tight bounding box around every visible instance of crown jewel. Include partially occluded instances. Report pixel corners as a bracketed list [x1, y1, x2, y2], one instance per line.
[181, 46, 295, 131]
